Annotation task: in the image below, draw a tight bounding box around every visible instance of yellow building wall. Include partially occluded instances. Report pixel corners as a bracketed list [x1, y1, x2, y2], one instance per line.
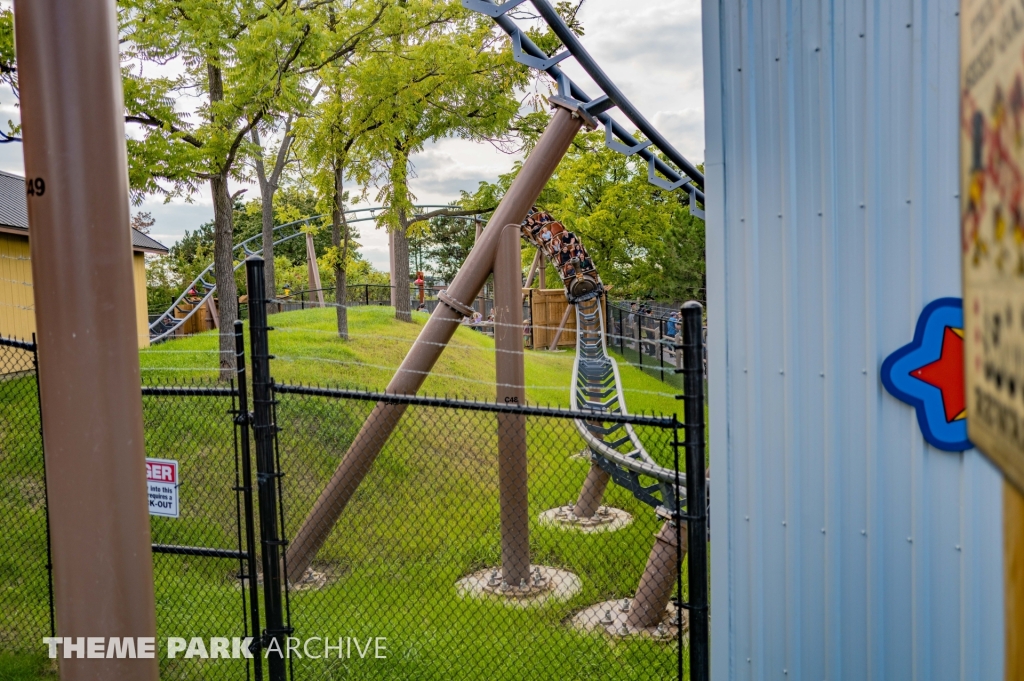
[0, 233, 152, 348]
[133, 252, 150, 349]
[0, 233, 35, 342]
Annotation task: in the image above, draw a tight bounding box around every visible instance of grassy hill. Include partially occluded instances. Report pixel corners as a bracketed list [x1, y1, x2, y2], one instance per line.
[139, 305, 683, 417]
[1, 306, 690, 680]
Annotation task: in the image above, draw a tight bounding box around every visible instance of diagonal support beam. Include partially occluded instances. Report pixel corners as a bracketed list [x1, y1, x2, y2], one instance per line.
[284, 106, 585, 581]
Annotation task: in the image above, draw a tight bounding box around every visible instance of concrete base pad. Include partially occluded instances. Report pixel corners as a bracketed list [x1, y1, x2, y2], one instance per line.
[571, 598, 687, 640]
[456, 565, 582, 607]
[570, 449, 592, 461]
[538, 505, 633, 533]
[240, 566, 337, 592]
[289, 566, 334, 591]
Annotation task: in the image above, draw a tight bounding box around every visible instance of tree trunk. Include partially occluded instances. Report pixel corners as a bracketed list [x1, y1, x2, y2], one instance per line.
[206, 59, 236, 379]
[251, 129, 276, 304]
[392, 215, 411, 323]
[210, 172, 238, 379]
[260, 178, 275, 300]
[333, 164, 348, 339]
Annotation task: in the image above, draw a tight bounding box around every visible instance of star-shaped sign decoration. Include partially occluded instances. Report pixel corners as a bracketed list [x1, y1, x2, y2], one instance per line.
[880, 298, 972, 451]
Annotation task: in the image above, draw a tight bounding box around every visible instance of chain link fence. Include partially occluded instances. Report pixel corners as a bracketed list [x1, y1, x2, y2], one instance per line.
[0, 337, 53, 655]
[271, 387, 690, 680]
[142, 380, 257, 681]
[0, 286, 708, 681]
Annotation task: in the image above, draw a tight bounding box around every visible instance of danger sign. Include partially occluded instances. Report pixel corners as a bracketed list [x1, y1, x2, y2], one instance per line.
[146, 458, 179, 518]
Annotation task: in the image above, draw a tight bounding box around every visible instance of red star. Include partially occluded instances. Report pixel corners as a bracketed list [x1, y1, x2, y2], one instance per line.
[911, 326, 965, 423]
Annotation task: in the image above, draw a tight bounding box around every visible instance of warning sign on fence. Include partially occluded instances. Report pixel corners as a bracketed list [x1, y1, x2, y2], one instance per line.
[146, 458, 179, 518]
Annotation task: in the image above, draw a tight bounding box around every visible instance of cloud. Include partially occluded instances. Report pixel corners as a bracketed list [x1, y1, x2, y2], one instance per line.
[652, 108, 705, 162]
[407, 138, 521, 205]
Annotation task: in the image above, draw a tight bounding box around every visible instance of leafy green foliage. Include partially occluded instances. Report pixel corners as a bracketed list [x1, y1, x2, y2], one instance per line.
[458, 130, 704, 301]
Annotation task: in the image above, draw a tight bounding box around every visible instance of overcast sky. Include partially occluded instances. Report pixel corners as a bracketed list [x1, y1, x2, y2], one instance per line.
[0, 0, 703, 271]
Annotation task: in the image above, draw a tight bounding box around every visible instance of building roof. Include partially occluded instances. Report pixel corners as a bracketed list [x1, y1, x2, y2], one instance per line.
[0, 170, 29, 230]
[0, 169, 168, 254]
[131, 229, 170, 254]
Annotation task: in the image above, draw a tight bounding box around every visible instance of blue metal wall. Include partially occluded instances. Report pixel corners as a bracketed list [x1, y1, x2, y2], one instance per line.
[701, 1, 1005, 679]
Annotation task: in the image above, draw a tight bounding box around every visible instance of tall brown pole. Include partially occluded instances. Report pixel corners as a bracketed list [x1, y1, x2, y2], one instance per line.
[305, 231, 325, 306]
[475, 221, 485, 315]
[285, 105, 585, 580]
[494, 224, 528, 585]
[13, 0, 160, 678]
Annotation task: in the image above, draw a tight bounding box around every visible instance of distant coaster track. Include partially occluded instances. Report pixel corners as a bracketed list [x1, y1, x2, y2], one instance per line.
[464, 0, 705, 218]
[148, 205, 480, 344]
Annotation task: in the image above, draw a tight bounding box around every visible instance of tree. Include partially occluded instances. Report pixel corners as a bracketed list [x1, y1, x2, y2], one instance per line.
[343, 0, 527, 322]
[251, 122, 295, 302]
[0, 8, 19, 143]
[419, 214, 478, 284]
[130, 211, 156, 234]
[461, 128, 705, 302]
[119, 0, 387, 378]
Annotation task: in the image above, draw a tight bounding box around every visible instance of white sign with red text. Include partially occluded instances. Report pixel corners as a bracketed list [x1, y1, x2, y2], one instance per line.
[146, 458, 179, 518]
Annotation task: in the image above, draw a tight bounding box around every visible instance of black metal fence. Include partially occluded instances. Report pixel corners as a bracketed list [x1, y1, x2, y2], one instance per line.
[269, 386, 695, 681]
[0, 260, 709, 681]
[605, 301, 708, 389]
[0, 336, 53, 653]
[0, 337, 260, 679]
[274, 284, 496, 318]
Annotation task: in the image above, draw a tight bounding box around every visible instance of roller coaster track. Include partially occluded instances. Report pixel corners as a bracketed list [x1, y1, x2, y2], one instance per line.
[466, 0, 702, 509]
[521, 214, 684, 514]
[465, 0, 706, 219]
[149, 205, 480, 344]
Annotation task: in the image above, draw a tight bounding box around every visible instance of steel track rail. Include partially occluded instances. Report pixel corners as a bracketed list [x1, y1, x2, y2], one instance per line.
[149, 206, 481, 344]
[569, 296, 686, 489]
[463, 0, 705, 217]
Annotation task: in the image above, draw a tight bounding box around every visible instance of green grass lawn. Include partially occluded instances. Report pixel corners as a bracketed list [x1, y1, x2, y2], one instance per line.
[138, 306, 683, 416]
[1, 306, 692, 680]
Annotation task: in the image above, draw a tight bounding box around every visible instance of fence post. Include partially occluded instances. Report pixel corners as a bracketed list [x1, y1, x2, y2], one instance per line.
[365, 284, 369, 306]
[245, 257, 289, 681]
[234, 320, 264, 681]
[659, 318, 665, 383]
[637, 311, 643, 369]
[681, 301, 708, 681]
[30, 335, 55, 638]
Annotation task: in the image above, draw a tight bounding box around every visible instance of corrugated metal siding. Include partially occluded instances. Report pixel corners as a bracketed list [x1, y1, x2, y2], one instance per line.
[701, 1, 1005, 679]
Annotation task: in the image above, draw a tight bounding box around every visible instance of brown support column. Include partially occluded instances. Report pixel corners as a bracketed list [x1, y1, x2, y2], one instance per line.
[305, 231, 325, 306]
[494, 224, 528, 585]
[206, 296, 220, 329]
[627, 521, 686, 629]
[539, 252, 547, 289]
[524, 249, 542, 288]
[573, 462, 612, 518]
[475, 221, 485, 315]
[548, 303, 573, 351]
[285, 106, 586, 581]
[12, 0, 160, 677]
